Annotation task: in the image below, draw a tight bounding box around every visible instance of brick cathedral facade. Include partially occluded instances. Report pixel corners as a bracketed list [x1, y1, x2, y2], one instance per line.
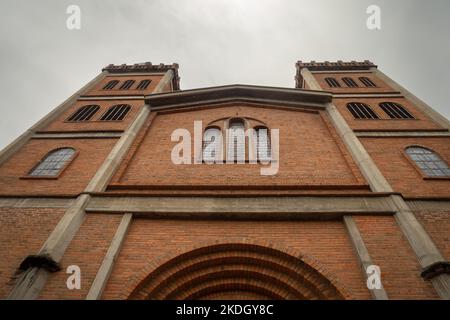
[0, 61, 449, 300]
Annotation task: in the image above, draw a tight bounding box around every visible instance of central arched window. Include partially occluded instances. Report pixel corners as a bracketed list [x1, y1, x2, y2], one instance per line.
[29, 148, 76, 177]
[203, 127, 222, 162]
[227, 118, 246, 163]
[406, 146, 450, 177]
[253, 127, 271, 162]
[346, 102, 379, 119]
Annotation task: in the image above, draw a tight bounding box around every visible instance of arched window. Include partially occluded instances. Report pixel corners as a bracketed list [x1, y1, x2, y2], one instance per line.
[227, 118, 245, 163]
[379, 102, 415, 119]
[29, 148, 75, 177]
[119, 80, 135, 90]
[359, 77, 376, 87]
[203, 127, 222, 162]
[100, 104, 131, 121]
[406, 146, 450, 177]
[103, 80, 119, 90]
[325, 77, 341, 88]
[346, 102, 379, 119]
[136, 80, 151, 90]
[253, 127, 271, 162]
[66, 105, 100, 122]
[342, 77, 358, 88]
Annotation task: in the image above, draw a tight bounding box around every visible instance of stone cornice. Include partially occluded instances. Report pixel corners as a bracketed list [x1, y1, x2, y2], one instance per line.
[144, 84, 332, 111]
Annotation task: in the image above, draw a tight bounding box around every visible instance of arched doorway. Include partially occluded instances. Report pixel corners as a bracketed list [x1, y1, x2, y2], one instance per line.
[128, 244, 346, 300]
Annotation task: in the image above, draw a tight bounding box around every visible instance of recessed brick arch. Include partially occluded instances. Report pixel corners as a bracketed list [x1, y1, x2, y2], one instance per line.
[127, 243, 348, 300]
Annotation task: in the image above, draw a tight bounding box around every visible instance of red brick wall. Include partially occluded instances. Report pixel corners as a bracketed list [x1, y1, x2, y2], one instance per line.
[313, 72, 396, 94]
[102, 218, 371, 300]
[0, 207, 65, 298]
[353, 215, 438, 299]
[39, 214, 122, 299]
[0, 138, 118, 196]
[85, 75, 163, 96]
[40, 99, 145, 133]
[332, 97, 443, 131]
[414, 211, 450, 260]
[360, 137, 450, 198]
[113, 103, 367, 190]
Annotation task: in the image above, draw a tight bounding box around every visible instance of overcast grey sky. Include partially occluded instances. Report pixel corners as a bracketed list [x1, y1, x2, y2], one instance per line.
[0, 0, 449, 149]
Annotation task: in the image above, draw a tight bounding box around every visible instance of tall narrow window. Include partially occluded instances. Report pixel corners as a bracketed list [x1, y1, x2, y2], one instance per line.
[203, 127, 222, 163]
[253, 127, 271, 162]
[342, 77, 358, 88]
[66, 105, 100, 122]
[227, 118, 245, 163]
[100, 104, 131, 121]
[325, 77, 341, 88]
[136, 80, 151, 90]
[379, 102, 415, 119]
[406, 146, 450, 177]
[359, 77, 376, 87]
[103, 80, 119, 90]
[29, 148, 75, 177]
[119, 80, 135, 90]
[346, 102, 379, 119]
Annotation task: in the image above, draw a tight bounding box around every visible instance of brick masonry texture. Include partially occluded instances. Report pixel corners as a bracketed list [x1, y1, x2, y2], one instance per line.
[113, 104, 368, 189]
[0, 207, 65, 298]
[353, 215, 438, 299]
[0, 138, 118, 196]
[101, 219, 372, 300]
[0, 63, 449, 300]
[360, 137, 450, 198]
[414, 211, 450, 260]
[39, 213, 122, 299]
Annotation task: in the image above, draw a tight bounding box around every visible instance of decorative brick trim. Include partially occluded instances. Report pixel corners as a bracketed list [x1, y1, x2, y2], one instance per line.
[125, 241, 351, 300]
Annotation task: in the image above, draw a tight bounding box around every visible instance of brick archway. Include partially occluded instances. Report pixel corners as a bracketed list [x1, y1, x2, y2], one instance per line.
[128, 243, 347, 300]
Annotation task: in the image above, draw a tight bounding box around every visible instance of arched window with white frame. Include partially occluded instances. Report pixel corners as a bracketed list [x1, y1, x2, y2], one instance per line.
[406, 146, 450, 177]
[28, 148, 76, 177]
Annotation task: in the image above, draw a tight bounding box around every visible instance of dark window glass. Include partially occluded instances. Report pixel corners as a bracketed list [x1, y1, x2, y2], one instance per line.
[359, 77, 376, 87]
[119, 80, 135, 90]
[379, 102, 414, 119]
[325, 77, 341, 88]
[346, 102, 379, 119]
[29, 148, 75, 177]
[66, 105, 100, 122]
[136, 80, 151, 90]
[406, 147, 450, 177]
[103, 80, 119, 90]
[99, 104, 131, 121]
[342, 77, 359, 88]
